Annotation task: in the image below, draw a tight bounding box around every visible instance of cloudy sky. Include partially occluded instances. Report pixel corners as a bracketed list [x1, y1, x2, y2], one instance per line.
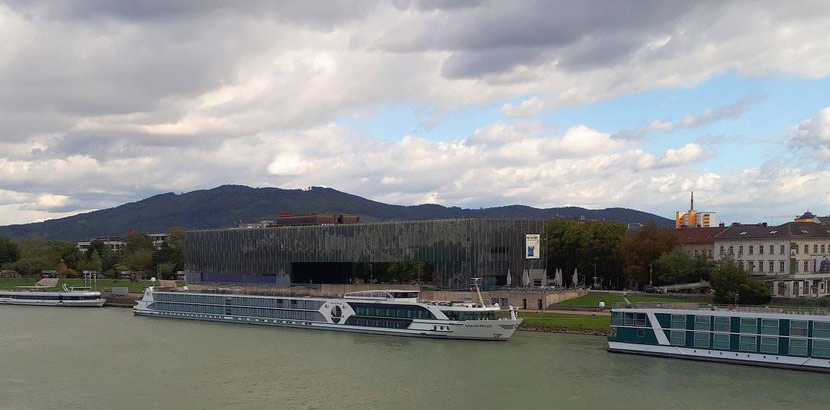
[1, 0, 830, 226]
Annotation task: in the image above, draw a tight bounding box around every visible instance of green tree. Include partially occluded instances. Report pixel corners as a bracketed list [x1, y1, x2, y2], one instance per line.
[655, 248, 715, 285]
[710, 260, 771, 305]
[126, 233, 154, 254]
[0, 237, 20, 265]
[545, 219, 626, 288]
[621, 222, 678, 288]
[156, 262, 176, 280]
[126, 249, 154, 276]
[89, 251, 103, 273]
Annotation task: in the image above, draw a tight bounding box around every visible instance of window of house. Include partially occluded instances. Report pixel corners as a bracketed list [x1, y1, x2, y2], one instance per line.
[804, 260, 810, 272]
[804, 244, 809, 254]
[719, 246, 724, 255]
[768, 260, 774, 273]
[822, 244, 826, 253]
[780, 244, 785, 255]
[729, 246, 734, 255]
[749, 245, 754, 255]
[770, 245, 774, 254]
[738, 260, 744, 270]
[758, 261, 764, 272]
[739, 246, 743, 255]
[779, 260, 785, 272]
[814, 244, 819, 254]
[748, 261, 755, 272]
[759, 245, 764, 255]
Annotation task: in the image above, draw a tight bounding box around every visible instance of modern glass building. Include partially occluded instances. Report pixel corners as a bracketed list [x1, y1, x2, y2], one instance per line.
[184, 219, 546, 289]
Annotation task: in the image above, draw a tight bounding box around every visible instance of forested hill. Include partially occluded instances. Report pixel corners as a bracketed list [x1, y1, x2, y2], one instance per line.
[0, 185, 673, 240]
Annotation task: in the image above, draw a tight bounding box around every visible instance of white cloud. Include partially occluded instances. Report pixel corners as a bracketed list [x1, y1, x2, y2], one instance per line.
[502, 97, 544, 118]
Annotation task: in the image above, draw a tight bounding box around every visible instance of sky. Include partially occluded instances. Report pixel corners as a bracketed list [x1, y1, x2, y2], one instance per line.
[1, 0, 830, 226]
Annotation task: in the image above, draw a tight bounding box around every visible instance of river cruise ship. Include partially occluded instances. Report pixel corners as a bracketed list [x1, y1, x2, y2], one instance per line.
[608, 303, 830, 372]
[134, 285, 522, 340]
[0, 285, 106, 307]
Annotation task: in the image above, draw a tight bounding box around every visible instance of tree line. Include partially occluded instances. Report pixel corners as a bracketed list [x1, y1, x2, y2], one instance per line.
[0, 229, 185, 280]
[545, 219, 770, 303]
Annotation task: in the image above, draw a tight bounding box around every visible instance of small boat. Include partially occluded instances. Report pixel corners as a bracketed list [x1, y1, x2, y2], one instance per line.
[608, 303, 830, 372]
[0, 284, 107, 307]
[134, 279, 522, 340]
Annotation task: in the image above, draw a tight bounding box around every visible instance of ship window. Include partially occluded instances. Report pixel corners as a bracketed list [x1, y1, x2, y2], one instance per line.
[739, 318, 757, 334]
[623, 313, 635, 326]
[693, 332, 710, 348]
[790, 320, 808, 337]
[713, 316, 730, 332]
[670, 330, 685, 346]
[671, 314, 686, 329]
[634, 313, 647, 327]
[738, 335, 757, 352]
[611, 312, 623, 326]
[759, 337, 778, 354]
[694, 316, 711, 331]
[813, 322, 830, 338]
[812, 340, 830, 358]
[712, 333, 731, 350]
[789, 338, 808, 356]
[760, 319, 778, 335]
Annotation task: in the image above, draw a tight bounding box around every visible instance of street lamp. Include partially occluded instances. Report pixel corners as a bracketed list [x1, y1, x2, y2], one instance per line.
[649, 263, 653, 286]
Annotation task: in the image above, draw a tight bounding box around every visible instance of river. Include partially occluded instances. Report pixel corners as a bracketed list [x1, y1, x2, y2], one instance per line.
[0, 306, 826, 410]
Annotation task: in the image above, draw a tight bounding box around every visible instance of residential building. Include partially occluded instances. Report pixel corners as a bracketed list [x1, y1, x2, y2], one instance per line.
[676, 226, 726, 259]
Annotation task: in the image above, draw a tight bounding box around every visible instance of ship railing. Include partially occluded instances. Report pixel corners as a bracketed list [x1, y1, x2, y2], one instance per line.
[613, 302, 830, 316]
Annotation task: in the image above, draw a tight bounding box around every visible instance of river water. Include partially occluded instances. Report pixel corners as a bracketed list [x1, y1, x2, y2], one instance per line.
[0, 306, 826, 410]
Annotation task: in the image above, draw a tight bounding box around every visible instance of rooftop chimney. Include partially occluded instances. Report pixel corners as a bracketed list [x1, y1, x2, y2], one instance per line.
[690, 191, 694, 211]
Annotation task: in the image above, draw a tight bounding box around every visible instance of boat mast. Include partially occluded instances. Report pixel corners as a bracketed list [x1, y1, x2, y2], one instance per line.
[470, 277, 485, 307]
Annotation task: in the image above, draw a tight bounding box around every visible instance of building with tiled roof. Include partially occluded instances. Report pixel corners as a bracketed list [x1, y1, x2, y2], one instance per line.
[712, 218, 830, 298]
[675, 226, 727, 259]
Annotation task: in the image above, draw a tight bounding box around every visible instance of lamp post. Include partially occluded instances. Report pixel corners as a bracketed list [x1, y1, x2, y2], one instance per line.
[649, 263, 653, 286]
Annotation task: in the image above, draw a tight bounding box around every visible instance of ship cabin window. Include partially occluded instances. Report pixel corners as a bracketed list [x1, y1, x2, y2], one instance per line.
[671, 314, 686, 329]
[713, 316, 730, 332]
[814, 322, 830, 338]
[694, 316, 710, 331]
[441, 310, 497, 321]
[390, 292, 419, 299]
[739, 318, 757, 334]
[789, 338, 808, 356]
[693, 332, 710, 348]
[812, 340, 830, 358]
[670, 330, 685, 346]
[623, 312, 634, 326]
[611, 312, 623, 326]
[790, 320, 809, 337]
[739, 335, 757, 352]
[634, 313, 647, 327]
[759, 337, 778, 354]
[760, 319, 779, 335]
[712, 333, 731, 350]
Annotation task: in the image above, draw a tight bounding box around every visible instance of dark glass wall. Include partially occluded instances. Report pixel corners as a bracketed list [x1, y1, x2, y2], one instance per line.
[184, 219, 546, 289]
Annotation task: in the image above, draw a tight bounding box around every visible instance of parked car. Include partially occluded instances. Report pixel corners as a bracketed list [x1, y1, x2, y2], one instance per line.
[643, 284, 663, 294]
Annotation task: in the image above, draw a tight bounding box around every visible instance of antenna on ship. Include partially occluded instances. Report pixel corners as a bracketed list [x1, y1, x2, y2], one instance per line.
[470, 278, 485, 307]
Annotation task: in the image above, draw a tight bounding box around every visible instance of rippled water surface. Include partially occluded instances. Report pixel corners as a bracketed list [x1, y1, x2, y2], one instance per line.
[0, 306, 826, 410]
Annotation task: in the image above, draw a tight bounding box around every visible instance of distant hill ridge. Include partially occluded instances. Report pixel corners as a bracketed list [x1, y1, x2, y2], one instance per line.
[0, 185, 672, 240]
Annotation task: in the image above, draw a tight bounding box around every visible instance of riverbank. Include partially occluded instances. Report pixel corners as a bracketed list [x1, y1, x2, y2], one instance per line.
[517, 311, 610, 336]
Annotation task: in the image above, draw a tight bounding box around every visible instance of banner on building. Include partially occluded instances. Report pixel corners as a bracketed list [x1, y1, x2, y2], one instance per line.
[817, 256, 830, 272]
[525, 234, 540, 259]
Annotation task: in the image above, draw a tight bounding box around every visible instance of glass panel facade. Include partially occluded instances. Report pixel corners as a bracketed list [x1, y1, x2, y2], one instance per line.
[671, 314, 687, 329]
[789, 338, 808, 356]
[712, 333, 731, 350]
[184, 219, 547, 289]
[713, 316, 730, 332]
[814, 322, 830, 339]
[812, 340, 830, 358]
[694, 332, 710, 348]
[739, 335, 757, 352]
[759, 336, 778, 354]
[694, 316, 710, 331]
[760, 319, 778, 335]
[790, 320, 808, 337]
[740, 318, 757, 334]
[670, 330, 686, 346]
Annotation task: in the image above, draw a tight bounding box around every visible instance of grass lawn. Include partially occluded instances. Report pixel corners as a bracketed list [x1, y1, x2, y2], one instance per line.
[518, 311, 610, 333]
[0, 278, 181, 293]
[554, 292, 711, 308]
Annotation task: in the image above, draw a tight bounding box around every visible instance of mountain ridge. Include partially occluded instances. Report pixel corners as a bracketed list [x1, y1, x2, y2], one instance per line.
[0, 185, 673, 240]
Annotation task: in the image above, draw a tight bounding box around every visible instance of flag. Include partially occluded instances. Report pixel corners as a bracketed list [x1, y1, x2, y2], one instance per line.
[506, 268, 512, 287]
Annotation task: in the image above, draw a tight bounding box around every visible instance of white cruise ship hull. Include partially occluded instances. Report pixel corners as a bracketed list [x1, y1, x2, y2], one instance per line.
[0, 292, 107, 307]
[134, 289, 522, 341]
